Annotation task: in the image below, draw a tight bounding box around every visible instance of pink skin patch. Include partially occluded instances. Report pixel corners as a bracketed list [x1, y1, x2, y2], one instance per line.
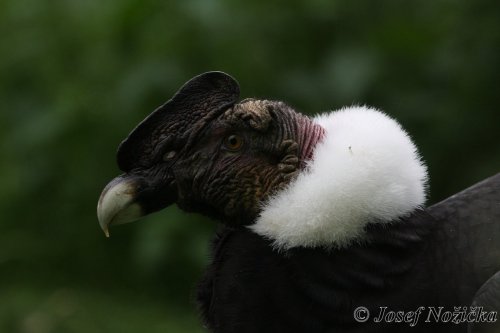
[296, 116, 326, 169]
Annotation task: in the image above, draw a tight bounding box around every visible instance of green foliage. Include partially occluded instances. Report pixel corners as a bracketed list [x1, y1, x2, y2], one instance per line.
[0, 0, 498, 331]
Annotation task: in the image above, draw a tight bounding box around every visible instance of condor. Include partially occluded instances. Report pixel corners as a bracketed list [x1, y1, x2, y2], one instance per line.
[97, 72, 500, 333]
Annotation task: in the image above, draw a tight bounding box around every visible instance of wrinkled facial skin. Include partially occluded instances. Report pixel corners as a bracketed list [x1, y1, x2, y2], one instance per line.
[98, 72, 323, 234]
[172, 100, 300, 225]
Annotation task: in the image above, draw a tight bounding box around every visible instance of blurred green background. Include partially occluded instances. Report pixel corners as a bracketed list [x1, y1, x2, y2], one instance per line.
[1, 0, 499, 332]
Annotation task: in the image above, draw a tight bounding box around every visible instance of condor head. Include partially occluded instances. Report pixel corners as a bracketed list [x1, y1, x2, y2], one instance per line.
[97, 72, 324, 236]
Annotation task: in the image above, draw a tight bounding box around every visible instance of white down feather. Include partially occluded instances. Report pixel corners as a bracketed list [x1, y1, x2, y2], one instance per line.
[250, 106, 428, 250]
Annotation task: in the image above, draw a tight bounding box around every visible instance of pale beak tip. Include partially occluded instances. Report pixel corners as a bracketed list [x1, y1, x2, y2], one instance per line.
[97, 176, 141, 238]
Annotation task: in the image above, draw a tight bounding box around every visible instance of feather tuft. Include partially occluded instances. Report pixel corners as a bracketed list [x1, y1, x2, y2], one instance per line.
[251, 106, 428, 249]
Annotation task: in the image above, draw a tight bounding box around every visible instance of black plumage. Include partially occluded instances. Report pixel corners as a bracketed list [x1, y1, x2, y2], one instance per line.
[197, 174, 500, 333]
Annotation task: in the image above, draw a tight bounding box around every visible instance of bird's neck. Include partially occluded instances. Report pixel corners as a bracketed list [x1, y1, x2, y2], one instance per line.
[253, 107, 428, 250]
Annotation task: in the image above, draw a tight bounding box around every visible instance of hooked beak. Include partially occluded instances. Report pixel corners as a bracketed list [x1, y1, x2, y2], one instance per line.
[97, 174, 176, 237]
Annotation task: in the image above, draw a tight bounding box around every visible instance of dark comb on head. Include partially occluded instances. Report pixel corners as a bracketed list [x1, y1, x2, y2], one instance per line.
[117, 72, 240, 172]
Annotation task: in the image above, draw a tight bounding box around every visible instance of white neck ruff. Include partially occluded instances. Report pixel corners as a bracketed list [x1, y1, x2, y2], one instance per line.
[250, 106, 428, 250]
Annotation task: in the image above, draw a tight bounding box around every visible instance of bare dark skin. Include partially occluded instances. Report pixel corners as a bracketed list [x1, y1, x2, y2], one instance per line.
[173, 100, 317, 224]
[115, 72, 324, 226]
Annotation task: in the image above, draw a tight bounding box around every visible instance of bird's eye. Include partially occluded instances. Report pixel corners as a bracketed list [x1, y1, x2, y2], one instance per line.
[223, 134, 244, 151]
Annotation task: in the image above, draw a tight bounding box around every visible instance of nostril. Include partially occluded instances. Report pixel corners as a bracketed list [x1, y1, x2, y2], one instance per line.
[163, 151, 176, 161]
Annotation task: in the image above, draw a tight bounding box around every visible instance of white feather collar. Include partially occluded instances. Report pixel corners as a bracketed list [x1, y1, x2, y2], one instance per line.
[250, 106, 428, 250]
